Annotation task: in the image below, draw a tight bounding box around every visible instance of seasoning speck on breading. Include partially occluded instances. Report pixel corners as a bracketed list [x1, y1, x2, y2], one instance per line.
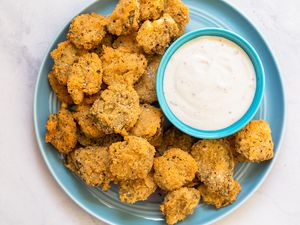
[107, 0, 140, 36]
[165, 0, 190, 35]
[65, 146, 113, 190]
[48, 70, 73, 105]
[91, 84, 141, 135]
[101, 46, 147, 86]
[234, 120, 274, 162]
[119, 173, 157, 203]
[109, 136, 155, 181]
[190, 139, 235, 196]
[140, 0, 165, 21]
[160, 187, 200, 225]
[199, 180, 241, 209]
[136, 13, 179, 55]
[45, 104, 77, 153]
[50, 41, 87, 85]
[134, 55, 161, 104]
[130, 104, 163, 140]
[154, 148, 198, 191]
[68, 13, 107, 50]
[67, 53, 103, 104]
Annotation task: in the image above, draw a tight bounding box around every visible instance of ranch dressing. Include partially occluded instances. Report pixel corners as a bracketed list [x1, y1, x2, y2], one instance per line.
[164, 36, 256, 131]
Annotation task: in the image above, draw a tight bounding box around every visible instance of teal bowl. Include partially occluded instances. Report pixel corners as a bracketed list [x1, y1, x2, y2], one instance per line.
[156, 28, 265, 139]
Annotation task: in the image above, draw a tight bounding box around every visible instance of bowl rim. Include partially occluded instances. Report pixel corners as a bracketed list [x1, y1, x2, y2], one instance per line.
[156, 27, 265, 139]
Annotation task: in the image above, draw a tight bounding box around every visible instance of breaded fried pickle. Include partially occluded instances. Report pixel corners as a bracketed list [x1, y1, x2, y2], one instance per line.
[73, 104, 105, 138]
[65, 146, 112, 190]
[51, 41, 86, 85]
[109, 136, 155, 181]
[45, 105, 77, 153]
[101, 46, 147, 86]
[67, 53, 103, 104]
[134, 55, 161, 104]
[107, 0, 140, 36]
[191, 139, 235, 196]
[154, 148, 197, 191]
[68, 13, 107, 50]
[136, 13, 179, 55]
[130, 104, 163, 139]
[199, 180, 241, 209]
[140, 0, 164, 21]
[158, 126, 196, 154]
[160, 187, 200, 225]
[48, 70, 73, 105]
[91, 84, 140, 135]
[119, 173, 157, 203]
[77, 131, 123, 147]
[234, 120, 274, 162]
[165, 0, 189, 35]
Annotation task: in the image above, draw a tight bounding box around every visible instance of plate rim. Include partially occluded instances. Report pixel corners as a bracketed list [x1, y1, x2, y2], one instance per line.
[33, 0, 286, 224]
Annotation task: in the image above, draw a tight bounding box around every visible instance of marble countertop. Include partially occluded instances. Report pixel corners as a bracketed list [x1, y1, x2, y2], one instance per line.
[0, 0, 299, 224]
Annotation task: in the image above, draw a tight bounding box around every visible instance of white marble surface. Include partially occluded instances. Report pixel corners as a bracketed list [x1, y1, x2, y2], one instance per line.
[0, 0, 299, 224]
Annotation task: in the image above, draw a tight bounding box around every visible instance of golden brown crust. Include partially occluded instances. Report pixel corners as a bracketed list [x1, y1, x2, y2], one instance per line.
[140, 0, 164, 21]
[50, 41, 87, 85]
[67, 53, 103, 104]
[154, 148, 198, 191]
[109, 136, 155, 181]
[160, 187, 200, 225]
[65, 146, 113, 190]
[129, 104, 163, 139]
[234, 120, 274, 162]
[199, 180, 241, 208]
[112, 32, 142, 54]
[101, 46, 147, 86]
[158, 126, 196, 154]
[165, 0, 190, 35]
[107, 0, 140, 36]
[45, 106, 77, 153]
[136, 14, 179, 55]
[134, 55, 161, 104]
[68, 13, 107, 50]
[91, 84, 141, 135]
[190, 139, 235, 196]
[48, 70, 73, 105]
[119, 173, 157, 203]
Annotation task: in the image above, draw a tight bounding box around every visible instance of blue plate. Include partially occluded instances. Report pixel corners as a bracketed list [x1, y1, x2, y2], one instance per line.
[34, 0, 285, 224]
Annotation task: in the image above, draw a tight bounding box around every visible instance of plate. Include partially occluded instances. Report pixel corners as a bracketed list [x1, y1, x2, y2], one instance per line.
[34, 0, 285, 224]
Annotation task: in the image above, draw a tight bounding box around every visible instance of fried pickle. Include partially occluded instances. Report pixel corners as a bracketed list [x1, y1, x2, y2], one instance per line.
[107, 0, 140, 36]
[67, 13, 107, 50]
[234, 120, 274, 162]
[91, 84, 141, 135]
[119, 173, 157, 203]
[199, 180, 241, 208]
[130, 104, 163, 140]
[101, 46, 147, 86]
[190, 139, 235, 196]
[48, 70, 73, 105]
[65, 146, 112, 190]
[136, 13, 179, 55]
[134, 55, 161, 104]
[77, 131, 123, 147]
[67, 53, 103, 104]
[109, 136, 155, 181]
[154, 148, 198, 191]
[165, 0, 189, 35]
[50, 41, 86, 85]
[112, 32, 142, 54]
[45, 105, 77, 153]
[160, 187, 200, 225]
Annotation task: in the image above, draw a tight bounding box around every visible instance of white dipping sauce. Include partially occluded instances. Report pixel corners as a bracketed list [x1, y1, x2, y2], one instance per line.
[164, 36, 256, 131]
